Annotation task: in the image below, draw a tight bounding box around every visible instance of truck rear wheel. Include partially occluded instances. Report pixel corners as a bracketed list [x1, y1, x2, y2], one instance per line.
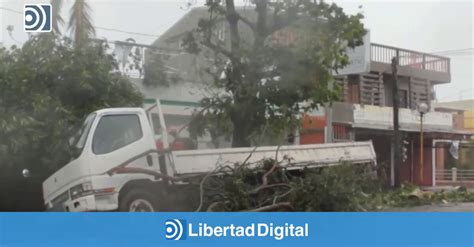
[119, 189, 160, 212]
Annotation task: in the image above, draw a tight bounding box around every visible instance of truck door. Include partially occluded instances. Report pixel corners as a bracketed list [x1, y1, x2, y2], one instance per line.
[89, 113, 158, 175]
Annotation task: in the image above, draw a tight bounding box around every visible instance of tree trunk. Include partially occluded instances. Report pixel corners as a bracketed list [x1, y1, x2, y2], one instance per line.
[230, 102, 252, 147]
[225, 0, 248, 147]
[232, 122, 251, 147]
[253, 0, 268, 51]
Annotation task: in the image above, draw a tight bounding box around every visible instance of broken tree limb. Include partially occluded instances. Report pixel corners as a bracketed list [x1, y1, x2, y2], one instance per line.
[247, 202, 294, 212]
[262, 160, 280, 186]
[273, 188, 294, 204]
[195, 162, 227, 212]
[206, 201, 226, 212]
[236, 146, 258, 171]
[248, 183, 291, 195]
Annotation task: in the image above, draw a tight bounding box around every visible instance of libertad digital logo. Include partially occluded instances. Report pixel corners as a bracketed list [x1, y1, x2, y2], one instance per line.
[165, 219, 186, 240]
[164, 220, 309, 241]
[24, 4, 52, 32]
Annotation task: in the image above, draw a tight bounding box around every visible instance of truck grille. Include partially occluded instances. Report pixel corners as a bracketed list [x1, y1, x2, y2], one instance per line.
[48, 190, 70, 211]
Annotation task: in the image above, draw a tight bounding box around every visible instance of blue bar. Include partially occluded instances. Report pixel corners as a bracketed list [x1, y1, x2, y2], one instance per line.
[0, 213, 473, 246]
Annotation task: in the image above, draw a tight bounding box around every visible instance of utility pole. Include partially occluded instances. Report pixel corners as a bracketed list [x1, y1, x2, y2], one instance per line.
[391, 56, 401, 188]
[326, 80, 334, 143]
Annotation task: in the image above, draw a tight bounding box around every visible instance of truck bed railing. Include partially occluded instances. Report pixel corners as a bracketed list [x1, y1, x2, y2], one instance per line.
[171, 141, 377, 175]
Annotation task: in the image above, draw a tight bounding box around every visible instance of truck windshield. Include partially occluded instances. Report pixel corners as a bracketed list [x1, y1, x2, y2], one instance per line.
[69, 113, 96, 159]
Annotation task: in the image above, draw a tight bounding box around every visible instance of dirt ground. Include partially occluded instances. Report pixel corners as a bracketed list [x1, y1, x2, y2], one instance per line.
[384, 202, 474, 212]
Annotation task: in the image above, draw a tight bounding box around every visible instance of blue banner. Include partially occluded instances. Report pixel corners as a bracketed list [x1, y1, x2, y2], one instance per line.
[0, 213, 473, 246]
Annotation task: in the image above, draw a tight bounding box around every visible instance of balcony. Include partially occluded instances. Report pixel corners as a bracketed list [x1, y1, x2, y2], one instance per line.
[332, 102, 469, 134]
[370, 43, 451, 84]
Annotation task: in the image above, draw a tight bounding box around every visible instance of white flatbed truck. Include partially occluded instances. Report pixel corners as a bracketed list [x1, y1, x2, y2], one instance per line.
[39, 99, 376, 212]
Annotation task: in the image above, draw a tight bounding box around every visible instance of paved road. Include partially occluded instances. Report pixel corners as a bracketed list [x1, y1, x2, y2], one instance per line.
[385, 203, 474, 212]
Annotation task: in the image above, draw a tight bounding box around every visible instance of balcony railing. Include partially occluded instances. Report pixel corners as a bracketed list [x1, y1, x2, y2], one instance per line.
[351, 104, 454, 131]
[371, 43, 450, 74]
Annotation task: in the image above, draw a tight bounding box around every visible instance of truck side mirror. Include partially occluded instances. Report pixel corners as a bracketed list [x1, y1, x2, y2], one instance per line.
[22, 169, 30, 178]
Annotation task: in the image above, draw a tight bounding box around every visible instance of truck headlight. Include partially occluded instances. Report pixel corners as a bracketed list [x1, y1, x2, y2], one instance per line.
[70, 182, 93, 200]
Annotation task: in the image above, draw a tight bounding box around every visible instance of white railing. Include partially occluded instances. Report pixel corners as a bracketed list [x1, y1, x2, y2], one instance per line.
[371, 43, 450, 74]
[353, 104, 453, 130]
[436, 168, 474, 182]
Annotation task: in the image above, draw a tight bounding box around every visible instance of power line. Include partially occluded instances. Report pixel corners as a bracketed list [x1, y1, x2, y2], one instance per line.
[431, 48, 474, 55]
[92, 38, 179, 53]
[0, 7, 161, 38]
[431, 48, 474, 53]
[439, 51, 474, 56]
[446, 53, 474, 57]
[0, 7, 22, 14]
[94, 26, 160, 38]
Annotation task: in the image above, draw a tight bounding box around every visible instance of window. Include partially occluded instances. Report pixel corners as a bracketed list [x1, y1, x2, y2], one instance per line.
[399, 90, 408, 108]
[150, 113, 192, 137]
[92, 115, 143, 155]
[69, 113, 96, 159]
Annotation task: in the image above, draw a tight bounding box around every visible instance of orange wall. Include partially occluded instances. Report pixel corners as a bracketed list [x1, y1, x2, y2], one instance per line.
[300, 115, 326, 144]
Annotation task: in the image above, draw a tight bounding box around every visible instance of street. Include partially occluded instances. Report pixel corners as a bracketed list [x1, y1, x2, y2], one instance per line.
[386, 203, 474, 212]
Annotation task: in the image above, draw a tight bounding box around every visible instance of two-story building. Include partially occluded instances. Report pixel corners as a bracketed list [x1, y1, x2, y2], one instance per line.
[131, 6, 471, 187]
[326, 45, 471, 187]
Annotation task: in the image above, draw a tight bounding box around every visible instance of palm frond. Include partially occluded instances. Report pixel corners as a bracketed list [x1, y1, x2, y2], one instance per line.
[51, 0, 64, 34]
[68, 0, 95, 46]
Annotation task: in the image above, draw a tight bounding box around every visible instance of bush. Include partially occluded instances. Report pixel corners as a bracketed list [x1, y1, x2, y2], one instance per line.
[0, 34, 143, 211]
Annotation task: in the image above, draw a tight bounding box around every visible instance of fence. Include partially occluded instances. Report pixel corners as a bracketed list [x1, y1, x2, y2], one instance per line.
[436, 168, 474, 182]
[371, 43, 450, 73]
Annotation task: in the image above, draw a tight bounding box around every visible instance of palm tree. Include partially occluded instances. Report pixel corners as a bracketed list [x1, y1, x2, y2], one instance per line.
[51, 0, 95, 46]
[51, 0, 64, 33]
[68, 0, 95, 46]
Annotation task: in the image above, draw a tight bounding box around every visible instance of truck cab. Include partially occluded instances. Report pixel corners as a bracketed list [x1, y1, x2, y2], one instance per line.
[42, 107, 161, 212]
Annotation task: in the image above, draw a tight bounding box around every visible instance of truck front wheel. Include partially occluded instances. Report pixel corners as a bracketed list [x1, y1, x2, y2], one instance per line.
[119, 189, 161, 212]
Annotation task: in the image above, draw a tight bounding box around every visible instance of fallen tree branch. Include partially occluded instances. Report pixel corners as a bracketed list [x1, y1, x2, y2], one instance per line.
[275, 144, 281, 162]
[247, 202, 294, 212]
[236, 146, 258, 171]
[195, 163, 225, 212]
[248, 183, 291, 195]
[273, 188, 294, 204]
[262, 160, 280, 186]
[206, 201, 226, 212]
[236, 120, 271, 172]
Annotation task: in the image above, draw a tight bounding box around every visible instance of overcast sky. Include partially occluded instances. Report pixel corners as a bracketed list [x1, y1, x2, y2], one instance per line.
[1, 0, 472, 102]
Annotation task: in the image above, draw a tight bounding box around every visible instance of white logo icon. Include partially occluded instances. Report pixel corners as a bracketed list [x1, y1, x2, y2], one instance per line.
[165, 219, 185, 240]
